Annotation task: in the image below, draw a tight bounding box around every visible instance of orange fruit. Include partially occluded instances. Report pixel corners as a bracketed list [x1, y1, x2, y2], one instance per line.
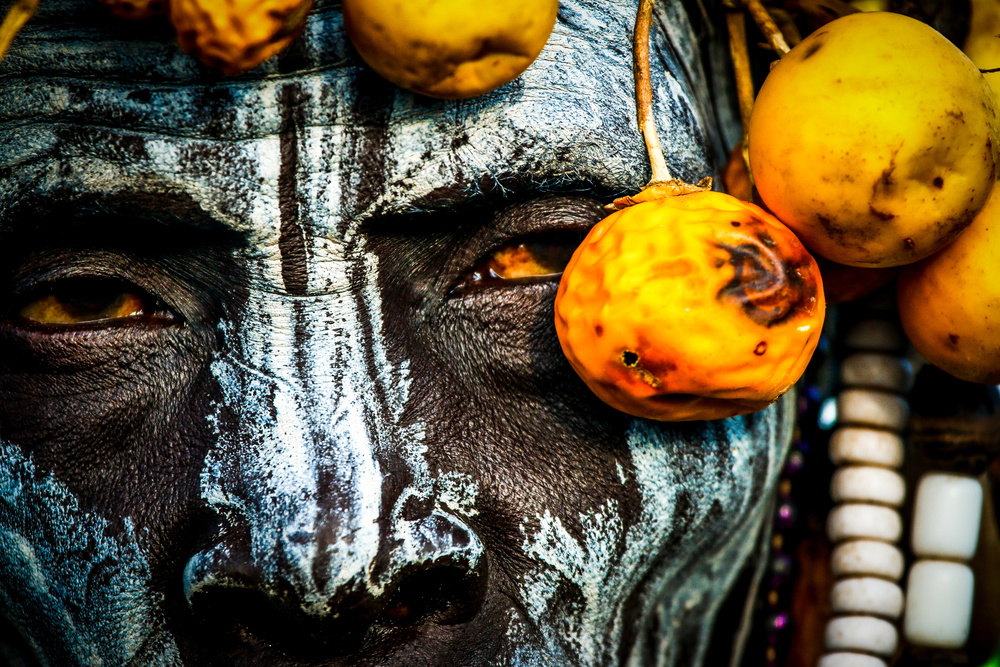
[898, 184, 1000, 384]
[170, 0, 312, 74]
[555, 191, 825, 422]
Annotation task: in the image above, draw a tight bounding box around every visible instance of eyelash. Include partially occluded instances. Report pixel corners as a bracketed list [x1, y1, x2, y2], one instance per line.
[10, 276, 177, 329]
[449, 229, 587, 297]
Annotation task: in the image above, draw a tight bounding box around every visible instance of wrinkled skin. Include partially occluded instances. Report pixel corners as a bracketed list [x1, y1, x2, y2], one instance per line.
[0, 1, 792, 665]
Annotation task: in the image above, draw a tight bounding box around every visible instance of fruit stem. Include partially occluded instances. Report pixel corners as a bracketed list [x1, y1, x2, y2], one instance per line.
[634, 0, 673, 186]
[725, 8, 755, 187]
[742, 0, 790, 57]
[0, 0, 38, 63]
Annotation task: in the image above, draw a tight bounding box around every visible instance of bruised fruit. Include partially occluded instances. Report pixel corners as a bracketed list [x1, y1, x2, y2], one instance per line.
[898, 185, 1000, 384]
[170, 0, 312, 74]
[749, 12, 1000, 268]
[342, 0, 558, 99]
[555, 192, 825, 422]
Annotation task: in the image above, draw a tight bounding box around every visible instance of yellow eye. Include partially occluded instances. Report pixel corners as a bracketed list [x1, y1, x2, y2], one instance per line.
[452, 231, 584, 295]
[17, 279, 161, 325]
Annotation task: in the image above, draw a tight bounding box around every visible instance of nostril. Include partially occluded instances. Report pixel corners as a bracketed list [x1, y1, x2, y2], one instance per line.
[378, 562, 488, 628]
[188, 584, 373, 657]
[183, 553, 488, 657]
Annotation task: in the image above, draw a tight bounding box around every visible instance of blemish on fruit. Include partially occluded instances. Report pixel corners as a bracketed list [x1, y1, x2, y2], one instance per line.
[869, 204, 895, 221]
[903, 237, 915, 250]
[731, 221, 741, 227]
[754, 341, 768, 355]
[933, 177, 944, 188]
[622, 350, 639, 367]
[801, 41, 823, 60]
[949, 334, 960, 345]
[594, 325, 603, 337]
[717, 241, 814, 328]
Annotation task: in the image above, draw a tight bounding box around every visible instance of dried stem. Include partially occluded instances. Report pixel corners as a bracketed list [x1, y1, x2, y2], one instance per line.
[0, 0, 38, 63]
[634, 0, 672, 185]
[743, 0, 790, 57]
[725, 8, 755, 183]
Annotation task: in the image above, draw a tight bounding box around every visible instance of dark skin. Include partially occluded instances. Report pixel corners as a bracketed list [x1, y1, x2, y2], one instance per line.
[0, 2, 790, 665]
[0, 188, 783, 665]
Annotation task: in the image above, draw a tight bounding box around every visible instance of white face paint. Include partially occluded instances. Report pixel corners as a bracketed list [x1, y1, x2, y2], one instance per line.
[0, 441, 182, 665]
[0, 1, 794, 665]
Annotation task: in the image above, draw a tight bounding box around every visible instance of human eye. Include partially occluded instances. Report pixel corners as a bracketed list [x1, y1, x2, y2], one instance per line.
[449, 228, 587, 297]
[14, 276, 177, 328]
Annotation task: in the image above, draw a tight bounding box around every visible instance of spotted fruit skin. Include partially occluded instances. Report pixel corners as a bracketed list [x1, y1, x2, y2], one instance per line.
[898, 185, 1000, 384]
[170, 0, 312, 74]
[555, 192, 825, 422]
[749, 12, 1000, 268]
[342, 0, 558, 99]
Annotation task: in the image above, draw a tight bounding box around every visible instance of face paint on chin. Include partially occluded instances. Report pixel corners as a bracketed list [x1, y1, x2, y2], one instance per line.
[0, 0, 791, 665]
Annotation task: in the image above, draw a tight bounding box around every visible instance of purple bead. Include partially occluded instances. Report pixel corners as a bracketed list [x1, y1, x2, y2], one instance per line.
[775, 502, 797, 529]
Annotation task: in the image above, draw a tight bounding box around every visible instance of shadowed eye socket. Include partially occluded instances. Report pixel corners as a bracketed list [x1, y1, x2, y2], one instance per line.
[14, 277, 177, 327]
[450, 229, 586, 296]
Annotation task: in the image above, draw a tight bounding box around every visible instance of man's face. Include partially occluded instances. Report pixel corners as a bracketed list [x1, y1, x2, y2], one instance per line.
[0, 1, 792, 665]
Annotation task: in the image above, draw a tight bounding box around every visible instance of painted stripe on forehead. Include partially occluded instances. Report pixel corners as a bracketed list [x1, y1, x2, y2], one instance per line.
[0, 0, 717, 240]
[278, 83, 308, 295]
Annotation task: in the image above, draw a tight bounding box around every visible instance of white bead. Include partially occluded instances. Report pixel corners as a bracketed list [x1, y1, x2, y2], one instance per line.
[818, 652, 888, 667]
[846, 319, 904, 351]
[824, 616, 899, 656]
[829, 428, 904, 468]
[904, 560, 974, 649]
[831, 540, 904, 580]
[831, 467, 906, 507]
[828, 504, 902, 543]
[911, 473, 983, 560]
[837, 389, 909, 431]
[841, 353, 914, 393]
[831, 577, 904, 619]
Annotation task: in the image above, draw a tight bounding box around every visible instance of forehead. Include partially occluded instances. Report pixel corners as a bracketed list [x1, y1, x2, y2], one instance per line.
[0, 0, 716, 242]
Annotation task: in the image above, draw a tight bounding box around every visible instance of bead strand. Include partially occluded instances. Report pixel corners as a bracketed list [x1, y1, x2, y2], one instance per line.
[819, 318, 913, 667]
[903, 472, 982, 649]
[899, 359, 1000, 660]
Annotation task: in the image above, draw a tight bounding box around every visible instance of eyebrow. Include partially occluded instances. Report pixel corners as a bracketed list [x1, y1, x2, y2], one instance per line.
[378, 171, 626, 220]
[0, 189, 245, 250]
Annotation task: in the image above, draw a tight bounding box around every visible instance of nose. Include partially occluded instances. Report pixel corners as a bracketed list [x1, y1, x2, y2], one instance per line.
[183, 507, 487, 655]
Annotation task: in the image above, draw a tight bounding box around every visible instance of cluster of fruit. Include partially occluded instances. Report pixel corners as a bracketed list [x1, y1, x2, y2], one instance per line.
[89, 0, 312, 74]
[555, 9, 1000, 422]
[0, 0, 559, 85]
[751, 11, 1000, 387]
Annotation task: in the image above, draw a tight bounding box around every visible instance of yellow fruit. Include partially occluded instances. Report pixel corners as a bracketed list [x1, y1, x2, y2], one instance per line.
[965, 0, 1000, 105]
[170, 0, 312, 74]
[898, 185, 1000, 384]
[554, 192, 825, 422]
[342, 0, 558, 99]
[749, 12, 1000, 268]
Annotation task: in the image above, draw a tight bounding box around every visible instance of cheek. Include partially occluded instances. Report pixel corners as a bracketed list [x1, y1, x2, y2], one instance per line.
[505, 403, 788, 662]
[0, 440, 181, 664]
